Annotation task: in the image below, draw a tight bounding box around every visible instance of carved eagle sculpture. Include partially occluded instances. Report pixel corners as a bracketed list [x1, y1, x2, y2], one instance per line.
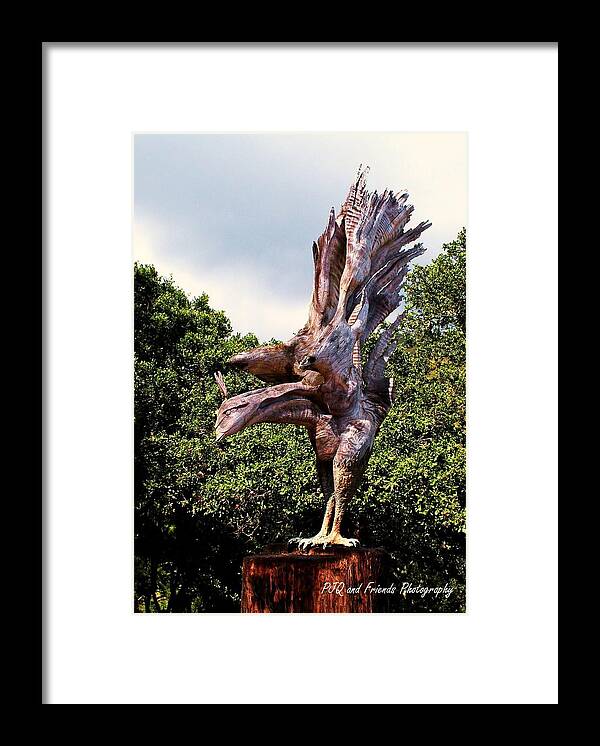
[215, 168, 430, 548]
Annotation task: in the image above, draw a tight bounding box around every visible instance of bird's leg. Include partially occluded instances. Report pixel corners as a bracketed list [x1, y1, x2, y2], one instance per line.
[322, 461, 364, 548]
[293, 495, 335, 551]
[289, 461, 335, 550]
[318, 494, 335, 537]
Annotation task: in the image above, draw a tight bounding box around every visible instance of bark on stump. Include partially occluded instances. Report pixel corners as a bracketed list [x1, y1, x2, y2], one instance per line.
[241, 544, 390, 613]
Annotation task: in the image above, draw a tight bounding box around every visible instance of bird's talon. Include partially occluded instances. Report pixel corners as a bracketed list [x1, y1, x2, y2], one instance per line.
[289, 533, 329, 551]
[289, 531, 359, 550]
[321, 532, 360, 548]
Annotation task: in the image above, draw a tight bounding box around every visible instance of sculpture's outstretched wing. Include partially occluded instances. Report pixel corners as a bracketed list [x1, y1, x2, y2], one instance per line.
[359, 241, 425, 343]
[337, 168, 430, 336]
[307, 208, 347, 330]
[325, 168, 429, 379]
[363, 312, 404, 411]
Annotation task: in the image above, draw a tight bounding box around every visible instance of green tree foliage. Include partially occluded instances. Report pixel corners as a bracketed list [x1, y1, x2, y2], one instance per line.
[134, 229, 466, 612]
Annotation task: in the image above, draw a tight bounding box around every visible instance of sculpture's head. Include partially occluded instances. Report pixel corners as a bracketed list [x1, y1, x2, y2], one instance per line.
[297, 319, 357, 376]
[298, 323, 354, 376]
[298, 293, 369, 376]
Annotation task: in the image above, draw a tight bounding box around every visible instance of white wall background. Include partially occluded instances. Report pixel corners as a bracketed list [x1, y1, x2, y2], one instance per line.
[45, 43, 558, 704]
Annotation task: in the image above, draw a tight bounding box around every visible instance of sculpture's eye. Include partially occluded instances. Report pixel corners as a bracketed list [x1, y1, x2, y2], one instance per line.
[225, 402, 249, 416]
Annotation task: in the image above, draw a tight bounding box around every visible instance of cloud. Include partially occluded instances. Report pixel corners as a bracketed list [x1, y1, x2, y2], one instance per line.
[134, 217, 308, 340]
[134, 133, 467, 339]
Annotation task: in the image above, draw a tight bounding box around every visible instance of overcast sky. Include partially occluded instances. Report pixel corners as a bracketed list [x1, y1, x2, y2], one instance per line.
[134, 133, 467, 340]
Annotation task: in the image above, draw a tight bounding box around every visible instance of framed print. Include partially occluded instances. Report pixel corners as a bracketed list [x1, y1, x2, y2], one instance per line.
[44, 43, 557, 704]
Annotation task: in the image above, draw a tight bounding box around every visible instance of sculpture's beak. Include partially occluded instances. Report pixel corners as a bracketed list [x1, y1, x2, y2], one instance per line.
[228, 353, 249, 370]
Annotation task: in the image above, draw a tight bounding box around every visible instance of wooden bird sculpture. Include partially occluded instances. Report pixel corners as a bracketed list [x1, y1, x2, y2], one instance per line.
[215, 168, 430, 548]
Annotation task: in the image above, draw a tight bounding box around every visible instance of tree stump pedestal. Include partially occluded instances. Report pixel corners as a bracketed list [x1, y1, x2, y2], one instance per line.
[241, 544, 391, 613]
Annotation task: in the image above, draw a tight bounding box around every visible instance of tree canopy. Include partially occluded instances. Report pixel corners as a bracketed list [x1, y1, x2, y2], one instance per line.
[134, 229, 466, 612]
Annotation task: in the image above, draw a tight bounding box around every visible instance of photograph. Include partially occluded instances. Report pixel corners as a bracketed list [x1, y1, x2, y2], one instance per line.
[133, 133, 467, 613]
